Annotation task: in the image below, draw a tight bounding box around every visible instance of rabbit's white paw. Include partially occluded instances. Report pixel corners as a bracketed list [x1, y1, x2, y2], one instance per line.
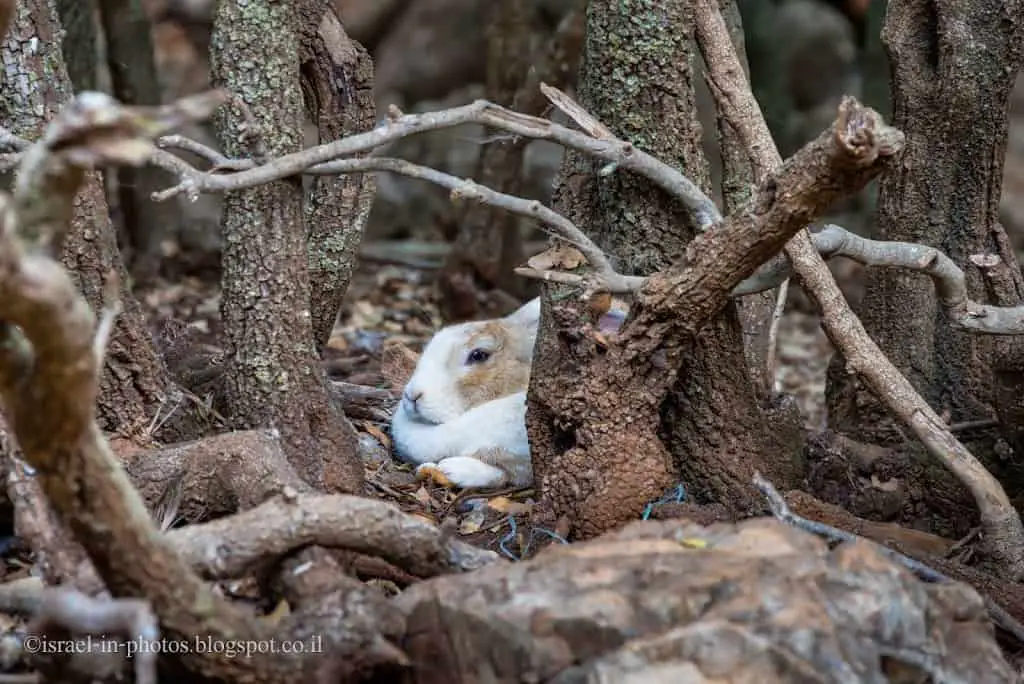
[415, 457, 506, 489]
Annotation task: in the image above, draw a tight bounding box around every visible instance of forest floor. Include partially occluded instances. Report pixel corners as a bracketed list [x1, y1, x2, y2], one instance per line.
[132, 255, 840, 559]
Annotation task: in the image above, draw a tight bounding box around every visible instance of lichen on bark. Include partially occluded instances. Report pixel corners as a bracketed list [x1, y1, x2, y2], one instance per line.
[210, 0, 363, 493]
[299, 0, 377, 348]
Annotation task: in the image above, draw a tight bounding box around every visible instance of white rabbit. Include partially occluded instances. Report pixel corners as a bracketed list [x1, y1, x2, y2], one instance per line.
[390, 296, 629, 489]
[390, 297, 541, 489]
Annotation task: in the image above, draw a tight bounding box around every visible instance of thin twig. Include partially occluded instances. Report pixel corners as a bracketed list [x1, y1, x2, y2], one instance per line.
[310, 157, 631, 291]
[92, 270, 122, 373]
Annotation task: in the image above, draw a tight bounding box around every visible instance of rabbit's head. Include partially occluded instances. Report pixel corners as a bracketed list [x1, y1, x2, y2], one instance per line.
[398, 297, 541, 425]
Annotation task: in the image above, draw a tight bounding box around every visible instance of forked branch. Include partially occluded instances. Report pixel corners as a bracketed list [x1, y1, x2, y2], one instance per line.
[694, 0, 1024, 580]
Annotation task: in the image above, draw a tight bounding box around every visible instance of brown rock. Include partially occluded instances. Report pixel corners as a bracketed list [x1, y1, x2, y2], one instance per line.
[395, 517, 1015, 683]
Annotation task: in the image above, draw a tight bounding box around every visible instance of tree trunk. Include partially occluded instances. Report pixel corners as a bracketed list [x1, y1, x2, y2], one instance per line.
[715, 0, 777, 401]
[298, 0, 377, 349]
[435, 0, 537, 322]
[97, 0, 180, 283]
[210, 0, 364, 493]
[527, 0, 804, 537]
[0, 0, 196, 444]
[54, 0, 98, 92]
[826, 0, 1024, 449]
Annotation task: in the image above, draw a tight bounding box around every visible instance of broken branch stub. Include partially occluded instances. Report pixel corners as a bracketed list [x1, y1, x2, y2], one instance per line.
[530, 97, 902, 539]
[630, 96, 903, 343]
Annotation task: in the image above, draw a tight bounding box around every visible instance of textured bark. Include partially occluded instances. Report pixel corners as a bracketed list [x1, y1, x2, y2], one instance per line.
[97, 0, 180, 282]
[528, 0, 803, 533]
[0, 0, 192, 442]
[299, 0, 377, 349]
[210, 0, 364, 493]
[826, 0, 1024, 444]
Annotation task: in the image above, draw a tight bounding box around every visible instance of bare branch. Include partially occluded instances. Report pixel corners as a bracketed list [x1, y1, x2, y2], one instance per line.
[92, 269, 122, 372]
[167, 492, 502, 580]
[694, 0, 1024, 579]
[735, 224, 1024, 334]
[143, 94, 722, 228]
[29, 587, 159, 684]
[157, 134, 248, 171]
[0, 89, 387, 682]
[311, 157, 631, 290]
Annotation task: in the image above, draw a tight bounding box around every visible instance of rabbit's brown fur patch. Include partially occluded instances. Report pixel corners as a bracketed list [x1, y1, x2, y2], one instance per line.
[456, 321, 532, 410]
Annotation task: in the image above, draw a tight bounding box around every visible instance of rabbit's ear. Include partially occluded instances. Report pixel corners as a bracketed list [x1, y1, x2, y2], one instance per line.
[504, 297, 541, 330]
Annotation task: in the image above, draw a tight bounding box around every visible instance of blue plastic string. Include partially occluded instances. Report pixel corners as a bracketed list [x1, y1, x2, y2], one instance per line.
[641, 483, 687, 520]
[498, 515, 569, 561]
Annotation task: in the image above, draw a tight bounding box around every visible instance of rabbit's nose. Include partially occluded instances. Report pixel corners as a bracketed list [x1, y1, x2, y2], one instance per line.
[404, 389, 423, 406]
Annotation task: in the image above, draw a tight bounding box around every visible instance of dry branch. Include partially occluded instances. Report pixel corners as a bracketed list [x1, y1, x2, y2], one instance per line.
[0, 89, 415, 683]
[28, 587, 159, 684]
[167, 492, 501, 580]
[145, 98, 720, 228]
[530, 95, 902, 537]
[735, 224, 1024, 333]
[693, 0, 1024, 580]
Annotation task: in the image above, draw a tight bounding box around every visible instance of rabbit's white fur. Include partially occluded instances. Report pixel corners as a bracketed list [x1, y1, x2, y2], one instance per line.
[390, 298, 541, 489]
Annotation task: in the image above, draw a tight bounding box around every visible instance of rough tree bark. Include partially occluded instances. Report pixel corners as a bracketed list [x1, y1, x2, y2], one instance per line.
[825, 0, 1024, 467]
[0, 0, 198, 444]
[299, 0, 377, 349]
[210, 0, 364, 493]
[528, 0, 805, 529]
[97, 0, 180, 282]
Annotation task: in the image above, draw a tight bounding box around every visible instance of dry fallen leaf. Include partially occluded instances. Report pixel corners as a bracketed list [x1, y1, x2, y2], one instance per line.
[459, 507, 487, 535]
[487, 496, 533, 516]
[587, 290, 612, 317]
[416, 464, 453, 488]
[381, 339, 419, 391]
[526, 243, 587, 271]
[258, 599, 292, 626]
[362, 421, 391, 451]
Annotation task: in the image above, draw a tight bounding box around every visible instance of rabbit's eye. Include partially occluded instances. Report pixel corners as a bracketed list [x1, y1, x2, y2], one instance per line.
[466, 348, 491, 365]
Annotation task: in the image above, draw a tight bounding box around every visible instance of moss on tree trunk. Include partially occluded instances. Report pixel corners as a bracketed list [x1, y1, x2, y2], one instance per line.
[210, 0, 363, 493]
[298, 0, 377, 349]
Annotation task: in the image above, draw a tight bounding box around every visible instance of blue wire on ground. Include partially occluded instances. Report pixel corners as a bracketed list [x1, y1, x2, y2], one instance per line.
[641, 483, 687, 520]
[498, 515, 569, 561]
[498, 481, 687, 561]
[498, 515, 520, 560]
